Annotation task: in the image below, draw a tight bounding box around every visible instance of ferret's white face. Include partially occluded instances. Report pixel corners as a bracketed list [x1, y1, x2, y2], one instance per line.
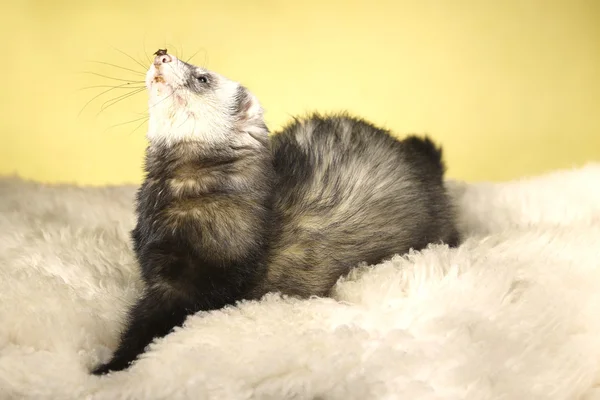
[145, 51, 265, 146]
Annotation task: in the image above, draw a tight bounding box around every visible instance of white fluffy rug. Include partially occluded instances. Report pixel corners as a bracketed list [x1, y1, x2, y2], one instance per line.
[1, 164, 600, 400]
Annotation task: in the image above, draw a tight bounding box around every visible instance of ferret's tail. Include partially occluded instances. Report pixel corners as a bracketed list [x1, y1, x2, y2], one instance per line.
[402, 135, 447, 173]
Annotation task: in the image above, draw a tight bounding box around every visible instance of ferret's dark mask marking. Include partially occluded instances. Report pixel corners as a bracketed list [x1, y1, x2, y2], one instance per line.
[154, 49, 168, 56]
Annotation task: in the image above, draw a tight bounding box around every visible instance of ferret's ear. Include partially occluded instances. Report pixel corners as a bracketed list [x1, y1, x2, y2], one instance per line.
[234, 85, 264, 123]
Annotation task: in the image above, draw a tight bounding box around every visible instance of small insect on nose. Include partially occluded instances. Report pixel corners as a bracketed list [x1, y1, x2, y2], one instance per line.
[153, 49, 172, 65]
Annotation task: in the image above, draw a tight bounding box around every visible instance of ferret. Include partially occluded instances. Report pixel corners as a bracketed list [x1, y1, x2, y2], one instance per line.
[91, 49, 459, 375]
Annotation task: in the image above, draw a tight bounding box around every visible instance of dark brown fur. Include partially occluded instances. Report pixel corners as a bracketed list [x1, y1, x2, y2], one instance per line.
[92, 125, 276, 375]
[91, 58, 459, 375]
[257, 113, 459, 298]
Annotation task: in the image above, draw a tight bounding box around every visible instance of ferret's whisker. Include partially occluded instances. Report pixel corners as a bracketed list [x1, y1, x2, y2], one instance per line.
[103, 115, 149, 133]
[97, 88, 146, 116]
[164, 63, 186, 84]
[185, 48, 207, 65]
[129, 118, 149, 136]
[100, 87, 146, 110]
[142, 40, 153, 64]
[167, 43, 182, 60]
[80, 71, 145, 83]
[79, 83, 146, 91]
[85, 60, 146, 76]
[177, 108, 192, 129]
[136, 53, 150, 69]
[78, 84, 143, 117]
[202, 51, 210, 69]
[112, 47, 148, 71]
[147, 87, 181, 112]
[191, 107, 197, 138]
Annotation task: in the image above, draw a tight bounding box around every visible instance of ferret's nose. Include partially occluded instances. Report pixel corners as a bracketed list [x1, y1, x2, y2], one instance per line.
[154, 53, 172, 66]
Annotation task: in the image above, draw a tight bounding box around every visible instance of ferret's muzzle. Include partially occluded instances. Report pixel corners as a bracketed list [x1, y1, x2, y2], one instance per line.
[154, 52, 172, 67]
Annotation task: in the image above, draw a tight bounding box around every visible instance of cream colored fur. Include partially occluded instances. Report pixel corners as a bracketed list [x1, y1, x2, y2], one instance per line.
[145, 56, 260, 146]
[1, 164, 600, 399]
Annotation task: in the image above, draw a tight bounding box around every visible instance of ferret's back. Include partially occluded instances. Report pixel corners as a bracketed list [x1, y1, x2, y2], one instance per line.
[263, 113, 459, 297]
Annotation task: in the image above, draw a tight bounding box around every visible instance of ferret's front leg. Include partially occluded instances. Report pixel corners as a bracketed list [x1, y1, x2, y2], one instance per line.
[91, 288, 190, 375]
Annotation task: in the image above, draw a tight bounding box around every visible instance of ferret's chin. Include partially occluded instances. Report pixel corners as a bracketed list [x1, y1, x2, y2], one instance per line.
[148, 81, 173, 98]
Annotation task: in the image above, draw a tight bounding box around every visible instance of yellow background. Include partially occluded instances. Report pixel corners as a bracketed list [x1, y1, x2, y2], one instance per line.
[2, 0, 599, 185]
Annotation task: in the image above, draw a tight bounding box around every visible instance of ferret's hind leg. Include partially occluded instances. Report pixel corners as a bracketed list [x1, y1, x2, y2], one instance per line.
[91, 288, 190, 375]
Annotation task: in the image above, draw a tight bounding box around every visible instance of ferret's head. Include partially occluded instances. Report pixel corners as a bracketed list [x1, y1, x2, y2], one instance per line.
[145, 49, 267, 146]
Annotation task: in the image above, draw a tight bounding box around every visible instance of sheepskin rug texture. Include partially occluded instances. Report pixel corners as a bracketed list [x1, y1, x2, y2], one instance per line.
[1, 164, 600, 400]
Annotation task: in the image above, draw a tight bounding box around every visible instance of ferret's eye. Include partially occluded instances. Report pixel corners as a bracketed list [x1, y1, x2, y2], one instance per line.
[197, 75, 208, 83]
